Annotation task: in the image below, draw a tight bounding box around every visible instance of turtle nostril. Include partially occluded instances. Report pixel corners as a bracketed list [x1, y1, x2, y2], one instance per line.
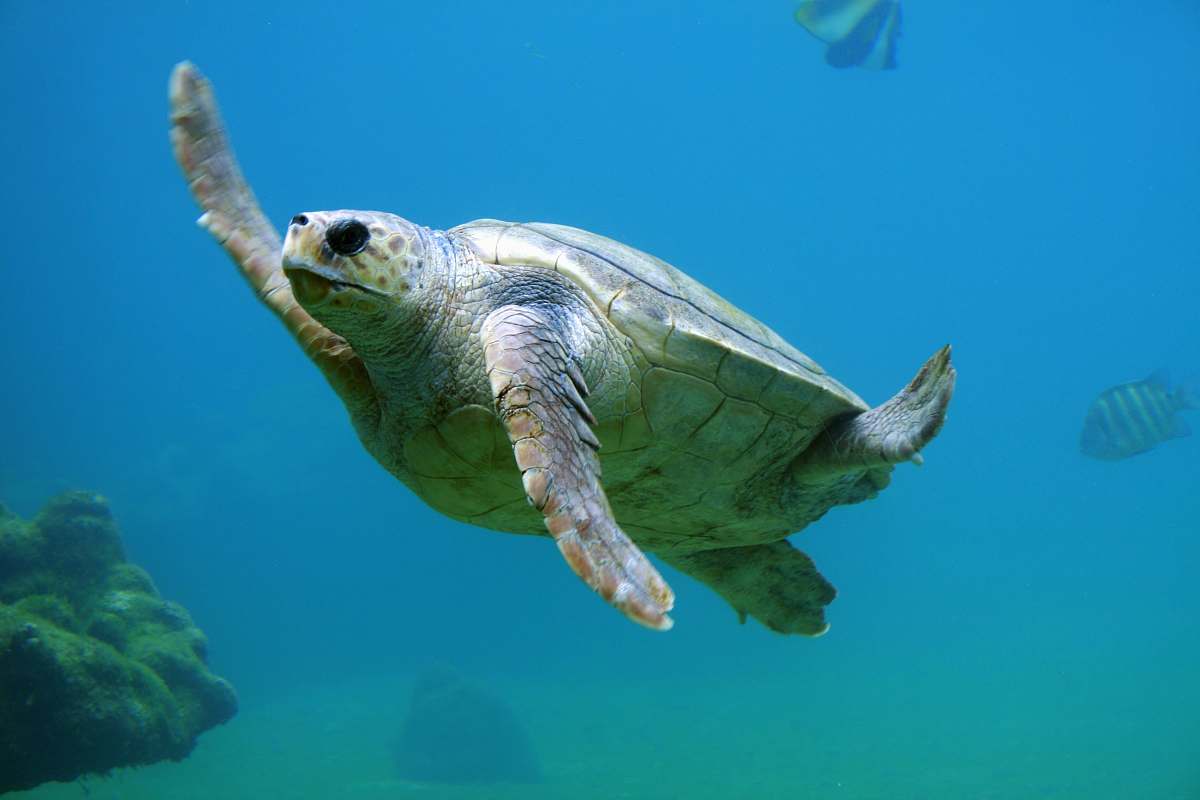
[326, 219, 371, 257]
[290, 214, 309, 227]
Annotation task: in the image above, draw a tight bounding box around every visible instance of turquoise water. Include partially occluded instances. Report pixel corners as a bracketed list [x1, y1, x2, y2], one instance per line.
[3, 1, 1199, 797]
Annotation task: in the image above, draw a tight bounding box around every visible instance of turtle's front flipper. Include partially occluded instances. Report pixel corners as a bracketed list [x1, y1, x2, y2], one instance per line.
[661, 542, 835, 636]
[793, 345, 956, 479]
[168, 63, 372, 415]
[481, 305, 675, 630]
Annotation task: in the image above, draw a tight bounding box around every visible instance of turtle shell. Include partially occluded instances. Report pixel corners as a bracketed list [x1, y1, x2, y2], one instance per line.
[453, 219, 867, 429]
[431, 219, 881, 551]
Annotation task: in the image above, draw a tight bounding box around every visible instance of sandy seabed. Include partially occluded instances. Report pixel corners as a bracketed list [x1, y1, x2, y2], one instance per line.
[10, 665, 1199, 800]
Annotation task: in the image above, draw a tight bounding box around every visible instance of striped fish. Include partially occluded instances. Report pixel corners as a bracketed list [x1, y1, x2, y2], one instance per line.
[1079, 370, 1198, 460]
[794, 0, 902, 70]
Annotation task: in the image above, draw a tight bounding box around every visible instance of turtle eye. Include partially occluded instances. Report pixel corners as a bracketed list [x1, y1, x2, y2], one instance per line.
[326, 219, 370, 257]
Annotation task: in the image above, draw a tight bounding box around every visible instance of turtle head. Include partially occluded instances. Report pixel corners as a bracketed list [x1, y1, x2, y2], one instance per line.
[282, 210, 438, 352]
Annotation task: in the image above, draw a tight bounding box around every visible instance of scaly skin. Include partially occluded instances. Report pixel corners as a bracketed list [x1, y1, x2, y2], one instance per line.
[791, 345, 956, 478]
[482, 305, 675, 629]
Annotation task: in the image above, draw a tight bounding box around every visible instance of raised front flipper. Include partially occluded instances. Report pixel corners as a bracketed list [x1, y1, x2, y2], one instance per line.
[793, 345, 955, 479]
[481, 305, 675, 630]
[662, 542, 835, 636]
[168, 62, 373, 416]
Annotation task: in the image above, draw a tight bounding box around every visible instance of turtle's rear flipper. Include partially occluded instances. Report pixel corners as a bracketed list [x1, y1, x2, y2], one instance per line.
[793, 345, 955, 479]
[662, 542, 834, 636]
[481, 305, 675, 631]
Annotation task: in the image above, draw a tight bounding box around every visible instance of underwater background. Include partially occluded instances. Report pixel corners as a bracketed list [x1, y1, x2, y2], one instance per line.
[2, 1, 1198, 797]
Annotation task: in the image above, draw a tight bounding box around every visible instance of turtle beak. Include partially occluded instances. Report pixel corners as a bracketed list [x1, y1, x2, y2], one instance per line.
[282, 222, 385, 307]
[282, 219, 331, 305]
[283, 212, 322, 265]
[285, 266, 335, 305]
[283, 214, 341, 304]
[281, 210, 392, 307]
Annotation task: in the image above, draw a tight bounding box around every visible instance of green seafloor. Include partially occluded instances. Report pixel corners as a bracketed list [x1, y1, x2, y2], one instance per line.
[2, 1, 1199, 798]
[9, 661, 1200, 799]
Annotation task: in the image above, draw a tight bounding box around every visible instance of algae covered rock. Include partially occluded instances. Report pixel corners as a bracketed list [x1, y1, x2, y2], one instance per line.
[0, 492, 236, 794]
[394, 666, 541, 784]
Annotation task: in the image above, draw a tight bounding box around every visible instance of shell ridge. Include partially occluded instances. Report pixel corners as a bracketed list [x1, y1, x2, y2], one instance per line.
[528, 226, 824, 378]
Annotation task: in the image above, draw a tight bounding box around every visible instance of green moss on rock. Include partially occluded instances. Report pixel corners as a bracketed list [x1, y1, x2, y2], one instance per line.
[0, 491, 237, 794]
[12, 594, 79, 632]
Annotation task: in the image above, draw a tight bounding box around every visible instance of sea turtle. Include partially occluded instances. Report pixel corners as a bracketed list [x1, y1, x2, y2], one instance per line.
[169, 63, 955, 635]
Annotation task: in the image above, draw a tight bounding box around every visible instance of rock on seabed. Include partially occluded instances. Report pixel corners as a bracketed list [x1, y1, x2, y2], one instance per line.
[0, 492, 237, 794]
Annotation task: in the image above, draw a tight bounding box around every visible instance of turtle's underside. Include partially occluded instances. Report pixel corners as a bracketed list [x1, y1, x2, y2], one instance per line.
[170, 62, 955, 635]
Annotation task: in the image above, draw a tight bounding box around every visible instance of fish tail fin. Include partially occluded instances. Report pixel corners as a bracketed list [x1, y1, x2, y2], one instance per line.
[795, 0, 902, 71]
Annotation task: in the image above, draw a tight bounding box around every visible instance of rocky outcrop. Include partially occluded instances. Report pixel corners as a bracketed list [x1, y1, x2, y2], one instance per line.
[0, 492, 236, 794]
[394, 666, 540, 784]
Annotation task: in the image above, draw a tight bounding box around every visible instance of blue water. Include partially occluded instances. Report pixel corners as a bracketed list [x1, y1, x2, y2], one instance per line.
[3, 1, 1198, 797]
